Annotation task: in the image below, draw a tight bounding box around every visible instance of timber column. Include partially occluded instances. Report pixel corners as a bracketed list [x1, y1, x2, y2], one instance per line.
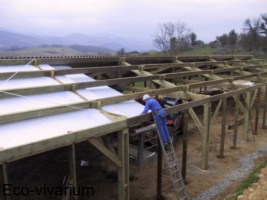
[201, 103, 211, 170]
[118, 128, 129, 200]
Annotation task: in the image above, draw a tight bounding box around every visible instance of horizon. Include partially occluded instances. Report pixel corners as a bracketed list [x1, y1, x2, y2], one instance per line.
[0, 0, 266, 51]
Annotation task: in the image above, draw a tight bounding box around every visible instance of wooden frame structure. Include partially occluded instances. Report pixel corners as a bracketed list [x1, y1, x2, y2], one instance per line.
[0, 55, 267, 199]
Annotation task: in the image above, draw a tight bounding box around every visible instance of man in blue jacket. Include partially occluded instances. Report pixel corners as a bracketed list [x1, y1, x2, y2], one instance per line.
[141, 94, 171, 145]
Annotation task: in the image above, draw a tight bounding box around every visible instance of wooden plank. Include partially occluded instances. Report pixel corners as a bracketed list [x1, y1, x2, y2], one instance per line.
[213, 67, 241, 73]
[188, 79, 230, 89]
[211, 99, 222, 124]
[163, 70, 213, 79]
[0, 120, 127, 163]
[88, 137, 122, 168]
[233, 74, 258, 80]
[0, 85, 65, 99]
[54, 65, 140, 76]
[0, 71, 45, 80]
[0, 58, 35, 65]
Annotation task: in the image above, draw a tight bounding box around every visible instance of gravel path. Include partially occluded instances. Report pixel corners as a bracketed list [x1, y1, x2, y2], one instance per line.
[193, 145, 267, 200]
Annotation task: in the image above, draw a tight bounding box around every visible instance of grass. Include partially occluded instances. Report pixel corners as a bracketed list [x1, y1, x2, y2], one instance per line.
[185, 46, 217, 55]
[226, 159, 267, 200]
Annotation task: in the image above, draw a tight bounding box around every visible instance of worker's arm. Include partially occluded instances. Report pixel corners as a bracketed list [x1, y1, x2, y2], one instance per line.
[141, 100, 152, 115]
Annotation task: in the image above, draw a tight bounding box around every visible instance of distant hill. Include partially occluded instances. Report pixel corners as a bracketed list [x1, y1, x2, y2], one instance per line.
[0, 45, 116, 57]
[0, 28, 154, 52]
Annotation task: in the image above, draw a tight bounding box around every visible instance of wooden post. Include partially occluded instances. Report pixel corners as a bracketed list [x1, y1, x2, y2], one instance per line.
[244, 92, 251, 141]
[156, 139, 163, 200]
[118, 129, 129, 200]
[0, 163, 10, 200]
[254, 88, 261, 134]
[137, 133, 144, 166]
[201, 103, 211, 170]
[218, 98, 227, 158]
[232, 95, 239, 149]
[182, 110, 188, 180]
[262, 86, 267, 129]
[70, 144, 77, 188]
[68, 144, 77, 200]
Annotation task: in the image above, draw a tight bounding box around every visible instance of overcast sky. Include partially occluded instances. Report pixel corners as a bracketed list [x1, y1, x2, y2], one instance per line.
[0, 0, 266, 43]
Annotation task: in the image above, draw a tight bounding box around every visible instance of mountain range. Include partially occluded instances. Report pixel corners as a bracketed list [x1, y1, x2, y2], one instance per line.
[0, 28, 155, 53]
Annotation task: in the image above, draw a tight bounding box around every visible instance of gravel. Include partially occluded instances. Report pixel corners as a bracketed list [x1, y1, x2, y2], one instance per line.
[193, 145, 267, 200]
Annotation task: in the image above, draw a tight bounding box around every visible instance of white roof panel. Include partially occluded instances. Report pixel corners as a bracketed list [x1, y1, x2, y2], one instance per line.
[0, 109, 112, 149]
[77, 86, 122, 100]
[0, 91, 85, 115]
[103, 100, 144, 118]
[0, 65, 39, 73]
[0, 77, 59, 90]
[38, 64, 55, 71]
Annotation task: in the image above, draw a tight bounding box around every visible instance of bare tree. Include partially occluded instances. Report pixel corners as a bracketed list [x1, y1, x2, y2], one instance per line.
[260, 13, 267, 37]
[153, 21, 192, 55]
[241, 18, 261, 50]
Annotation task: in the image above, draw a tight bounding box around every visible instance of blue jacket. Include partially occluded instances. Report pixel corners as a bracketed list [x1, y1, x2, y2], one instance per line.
[141, 98, 165, 116]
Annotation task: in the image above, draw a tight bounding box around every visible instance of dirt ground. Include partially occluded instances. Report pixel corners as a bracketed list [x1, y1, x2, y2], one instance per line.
[6, 99, 267, 200]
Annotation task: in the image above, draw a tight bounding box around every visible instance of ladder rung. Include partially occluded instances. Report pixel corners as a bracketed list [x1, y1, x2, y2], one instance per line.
[171, 168, 181, 174]
[174, 178, 183, 184]
[168, 161, 179, 168]
[176, 187, 186, 193]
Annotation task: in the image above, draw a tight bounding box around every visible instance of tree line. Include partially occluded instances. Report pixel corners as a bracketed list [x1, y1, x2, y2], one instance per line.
[152, 13, 267, 55]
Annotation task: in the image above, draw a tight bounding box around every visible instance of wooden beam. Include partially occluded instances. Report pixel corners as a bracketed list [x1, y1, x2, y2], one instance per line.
[88, 137, 122, 168]
[53, 65, 140, 76]
[0, 85, 65, 98]
[189, 108, 203, 134]
[188, 78, 230, 89]
[211, 99, 222, 124]
[0, 71, 45, 80]
[163, 70, 213, 79]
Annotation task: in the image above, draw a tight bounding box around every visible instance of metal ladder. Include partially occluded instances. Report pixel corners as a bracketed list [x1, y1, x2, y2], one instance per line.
[153, 116, 189, 200]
